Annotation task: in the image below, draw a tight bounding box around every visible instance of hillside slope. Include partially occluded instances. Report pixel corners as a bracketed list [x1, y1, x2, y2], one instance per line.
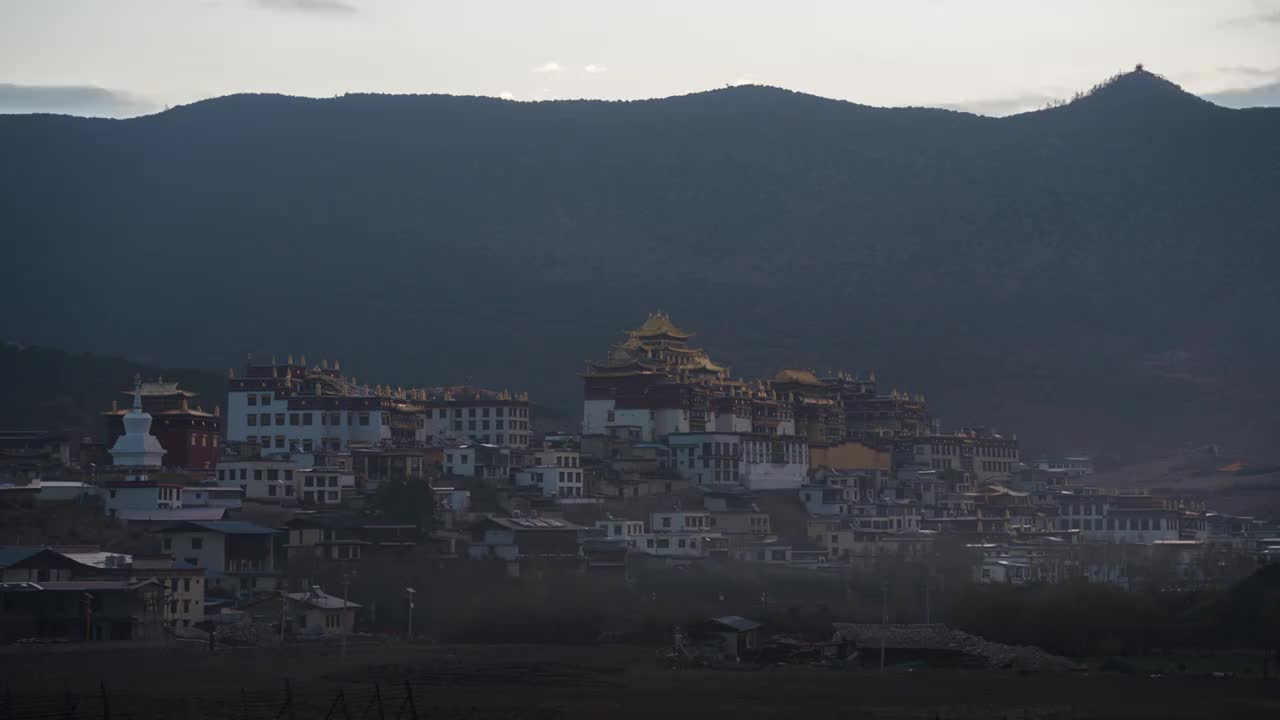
[3, 69, 1278, 459]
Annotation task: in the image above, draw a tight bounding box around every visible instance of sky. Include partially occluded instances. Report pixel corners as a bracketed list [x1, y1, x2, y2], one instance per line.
[1, 0, 1279, 117]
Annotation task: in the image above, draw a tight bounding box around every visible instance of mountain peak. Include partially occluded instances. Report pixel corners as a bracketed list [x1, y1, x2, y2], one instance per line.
[1065, 65, 1216, 113]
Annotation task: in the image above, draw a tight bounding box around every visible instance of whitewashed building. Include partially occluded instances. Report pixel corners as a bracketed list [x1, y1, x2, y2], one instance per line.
[226, 359, 427, 454]
[421, 394, 532, 449]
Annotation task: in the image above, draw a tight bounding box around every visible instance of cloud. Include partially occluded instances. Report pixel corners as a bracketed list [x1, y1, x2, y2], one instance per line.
[1221, 10, 1280, 27]
[728, 74, 758, 87]
[583, 64, 608, 74]
[498, 91, 515, 100]
[255, 0, 356, 13]
[1204, 81, 1280, 108]
[937, 92, 1058, 117]
[531, 61, 563, 74]
[0, 83, 158, 118]
[1215, 65, 1280, 78]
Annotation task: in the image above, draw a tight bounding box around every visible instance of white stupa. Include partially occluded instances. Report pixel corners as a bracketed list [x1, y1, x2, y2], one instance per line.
[109, 373, 167, 469]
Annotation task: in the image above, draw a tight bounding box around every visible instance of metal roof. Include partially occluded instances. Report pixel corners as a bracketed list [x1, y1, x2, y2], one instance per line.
[0, 547, 41, 568]
[155, 521, 277, 535]
[710, 615, 761, 632]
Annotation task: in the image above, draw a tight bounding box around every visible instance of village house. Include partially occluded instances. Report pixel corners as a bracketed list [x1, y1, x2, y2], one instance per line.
[247, 587, 360, 637]
[155, 521, 281, 594]
[0, 578, 165, 642]
[466, 517, 584, 574]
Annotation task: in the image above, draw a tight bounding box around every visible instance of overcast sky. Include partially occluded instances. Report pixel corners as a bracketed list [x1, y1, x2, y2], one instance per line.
[2, 0, 1279, 117]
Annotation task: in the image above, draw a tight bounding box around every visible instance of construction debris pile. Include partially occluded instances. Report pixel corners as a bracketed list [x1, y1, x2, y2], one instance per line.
[832, 623, 1082, 673]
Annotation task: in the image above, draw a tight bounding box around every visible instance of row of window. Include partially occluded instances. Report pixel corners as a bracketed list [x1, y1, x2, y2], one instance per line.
[1064, 517, 1173, 531]
[249, 412, 376, 427]
[187, 433, 218, 448]
[645, 537, 699, 550]
[435, 406, 528, 419]
[980, 461, 1014, 473]
[449, 419, 528, 432]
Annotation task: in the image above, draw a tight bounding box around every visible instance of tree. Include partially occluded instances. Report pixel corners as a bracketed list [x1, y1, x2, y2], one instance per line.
[372, 477, 436, 532]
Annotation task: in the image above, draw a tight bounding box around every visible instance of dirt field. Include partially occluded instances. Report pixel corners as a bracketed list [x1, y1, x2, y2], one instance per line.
[2, 641, 1279, 719]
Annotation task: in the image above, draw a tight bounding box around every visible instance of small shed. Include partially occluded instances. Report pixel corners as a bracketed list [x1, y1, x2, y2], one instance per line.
[690, 615, 762, 661]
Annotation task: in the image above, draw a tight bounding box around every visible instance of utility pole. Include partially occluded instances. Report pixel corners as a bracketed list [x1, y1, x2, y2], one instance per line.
[341, 569, 351, 658]
[879, 581, 887, 674]
[279, 589, 287, 642]
[924, 578, 931, 625]
[405, 587, 416, 640]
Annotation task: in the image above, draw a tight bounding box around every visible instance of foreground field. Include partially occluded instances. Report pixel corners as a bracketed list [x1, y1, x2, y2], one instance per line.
[2, 641, 1279, 719]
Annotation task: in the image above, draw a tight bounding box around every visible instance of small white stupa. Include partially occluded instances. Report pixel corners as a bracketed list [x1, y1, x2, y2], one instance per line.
[109, 373, 166, 469]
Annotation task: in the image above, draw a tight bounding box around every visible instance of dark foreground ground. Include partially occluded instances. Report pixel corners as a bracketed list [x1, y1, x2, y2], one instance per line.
[2, 641, 1279, 719]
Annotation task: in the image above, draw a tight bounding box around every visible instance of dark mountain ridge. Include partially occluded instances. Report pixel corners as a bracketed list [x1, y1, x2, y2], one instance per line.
[3, 68, 1278, 460]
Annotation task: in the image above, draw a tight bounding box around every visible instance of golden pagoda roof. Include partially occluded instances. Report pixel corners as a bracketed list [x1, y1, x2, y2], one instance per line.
[627, 312, 693, 340]
[773, 368, 822, 386]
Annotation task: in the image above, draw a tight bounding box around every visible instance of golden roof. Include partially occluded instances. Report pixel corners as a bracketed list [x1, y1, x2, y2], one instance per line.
[773, 368, 822, 386]
[627, 312, 693, 340]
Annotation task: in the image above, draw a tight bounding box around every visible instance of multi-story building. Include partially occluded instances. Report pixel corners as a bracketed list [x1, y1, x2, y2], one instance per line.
[155, 521, 280, 594]
[515, 461, 585, 499]
[582, 313, 797, 441]
[226, 358, 426, 454]
[214, 453, 302, 502]
[666, 431, 809, 490]
[421, 391, 532, 449]
[443, 444, 511, 481]
[903, 429, 1020, 484]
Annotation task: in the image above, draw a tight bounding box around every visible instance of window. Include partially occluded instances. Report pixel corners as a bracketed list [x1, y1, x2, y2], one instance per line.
[329, 477, 338, 487]
[453, 421, 463, 431]
[303, 413, 313, 426]
[468, 421, 476, 431]
[191, 537, 203, 550]
[260, 413, 270, 426]
[289, 413, 299, 426]
[302, 439, 313, 452]
[275, 436, 285, 449]
[248, 415, 258, 426]
[482, 420, 490, 430]
[183, 578, 191, 592]
[254, 469, 263, 481]
[275, 414, 285, 426]
[656, 538, 670, 549]
[328, 491, 339, 501]
[261, 394, 271, 405]
[240, 468, 248, 480]
[771, 550, 786, 561]
[496, 435, 504, 445]
[248, 395, 257, 406]
[468, 408, 476, 418]
[677, 538, 687, 548]
[268, 484, 277, 497]
[267, 469, 279, 481]
[304, 476, 314, 487]
[662, 517, 672, 528]
[482, 407, 490, 417]
[496, 407, 504, 417]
